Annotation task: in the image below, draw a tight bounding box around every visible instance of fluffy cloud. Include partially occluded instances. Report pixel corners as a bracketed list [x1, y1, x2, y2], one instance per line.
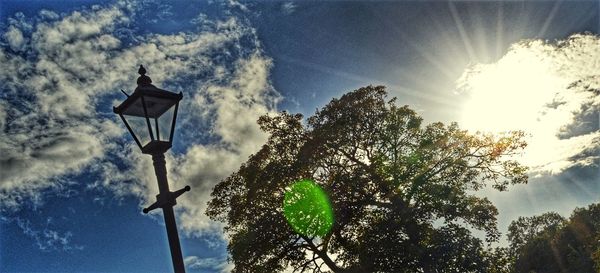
[457, 34, 600, 175]
[0, 5, 131, 209]
[0, 0, 280, 244]
[3, 25, 26, 51]
[173, 53, 278, 235]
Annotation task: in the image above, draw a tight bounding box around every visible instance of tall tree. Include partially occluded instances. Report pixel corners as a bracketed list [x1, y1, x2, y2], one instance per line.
[207, 86, 528, 272]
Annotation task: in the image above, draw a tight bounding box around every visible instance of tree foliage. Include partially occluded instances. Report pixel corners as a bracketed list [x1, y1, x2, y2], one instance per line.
[207, 86, 528, 273]
[508, 204, 600, 273]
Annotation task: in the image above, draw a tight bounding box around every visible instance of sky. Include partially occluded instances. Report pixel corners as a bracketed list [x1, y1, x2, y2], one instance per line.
[0, 0, 599, 272]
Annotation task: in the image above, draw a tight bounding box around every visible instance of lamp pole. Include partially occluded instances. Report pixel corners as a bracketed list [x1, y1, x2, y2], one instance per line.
[114, 65, 189, 273]
[146, 152, 189, 273]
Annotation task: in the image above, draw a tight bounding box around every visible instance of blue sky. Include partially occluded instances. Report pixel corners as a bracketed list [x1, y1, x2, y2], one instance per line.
[0, 1, 599, 272]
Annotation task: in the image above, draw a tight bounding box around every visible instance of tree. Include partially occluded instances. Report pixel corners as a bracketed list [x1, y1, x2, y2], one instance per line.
[207, 86, 528, 273]
[508, 204, 600, 273]
[483, 247, 514, 273]
[507, 212, 566, 251]
[506, 212, 566, 272]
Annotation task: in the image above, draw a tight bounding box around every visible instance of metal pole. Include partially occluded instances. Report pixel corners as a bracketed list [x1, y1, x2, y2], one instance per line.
[152, 153, 186, 273]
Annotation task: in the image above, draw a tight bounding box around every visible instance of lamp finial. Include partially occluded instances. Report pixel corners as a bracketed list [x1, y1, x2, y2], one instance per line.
[137, 65, 152, 86]
[138, 65, 146, 75]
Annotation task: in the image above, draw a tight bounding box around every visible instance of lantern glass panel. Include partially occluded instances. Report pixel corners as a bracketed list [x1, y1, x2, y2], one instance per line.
[123, 115, 153, 147]
[157, 106, 175, 142]
[122, 95, 176, 118]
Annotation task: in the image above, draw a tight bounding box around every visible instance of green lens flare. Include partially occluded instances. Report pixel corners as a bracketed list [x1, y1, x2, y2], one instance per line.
[283, 179, 334, 237]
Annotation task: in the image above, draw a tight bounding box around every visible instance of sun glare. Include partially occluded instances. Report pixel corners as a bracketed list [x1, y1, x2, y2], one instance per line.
[460, 47, 566, 133]
[457, 44, 595, 174]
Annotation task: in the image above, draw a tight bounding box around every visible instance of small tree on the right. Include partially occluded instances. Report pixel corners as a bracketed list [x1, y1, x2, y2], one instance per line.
[507, 203, 600, 273]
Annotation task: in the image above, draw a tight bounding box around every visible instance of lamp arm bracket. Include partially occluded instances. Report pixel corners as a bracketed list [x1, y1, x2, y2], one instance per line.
[142, 186, 191, 214]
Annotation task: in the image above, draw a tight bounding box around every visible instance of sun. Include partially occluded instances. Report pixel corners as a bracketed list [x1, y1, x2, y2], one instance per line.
[459, 46, 567, 134]
[457, 43, 586, 173]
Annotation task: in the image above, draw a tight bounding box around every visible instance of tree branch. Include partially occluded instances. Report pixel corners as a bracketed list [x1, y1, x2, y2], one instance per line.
[300, 235, 343, 273]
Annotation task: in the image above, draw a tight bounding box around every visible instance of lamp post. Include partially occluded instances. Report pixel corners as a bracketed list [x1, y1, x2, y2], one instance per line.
[114, 65, 190, 273]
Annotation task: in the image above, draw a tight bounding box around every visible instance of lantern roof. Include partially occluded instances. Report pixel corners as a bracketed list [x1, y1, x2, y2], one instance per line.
[113, 65, 182, 118]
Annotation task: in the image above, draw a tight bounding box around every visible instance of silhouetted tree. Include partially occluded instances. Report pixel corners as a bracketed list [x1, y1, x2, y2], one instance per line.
[207, 86, 528, 273]
[508, 212, 566, 252]
[506, 212, 566, 272]
[509, 204, 600, 273]
[481, 247, 514, 273]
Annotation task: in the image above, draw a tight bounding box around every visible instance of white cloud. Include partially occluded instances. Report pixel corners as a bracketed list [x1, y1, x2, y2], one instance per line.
[281, 2, 297, 15]
[0, 6, 131, 209]
[185, 255, 232, 272]
[157, 53, 279, 236]
[39, 10, 60, 20]
[4, 25, 25, 51]
[16, 218, 83, 251]
[457, 34, 600, 175]
[0, 103, 5, 131]
[226, 0, 250, 13]
[0, 1, 280, 242]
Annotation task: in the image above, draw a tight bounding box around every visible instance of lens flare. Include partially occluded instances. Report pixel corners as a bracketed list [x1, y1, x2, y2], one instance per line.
[283, 179, 334, 237]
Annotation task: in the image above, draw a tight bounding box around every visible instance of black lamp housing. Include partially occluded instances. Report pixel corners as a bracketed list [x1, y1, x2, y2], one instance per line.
[113, 65, 183, 154]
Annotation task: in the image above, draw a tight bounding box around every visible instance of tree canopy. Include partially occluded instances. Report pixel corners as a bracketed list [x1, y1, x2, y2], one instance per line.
[507, 204, 600, 273]
[207, 86, 529, 273]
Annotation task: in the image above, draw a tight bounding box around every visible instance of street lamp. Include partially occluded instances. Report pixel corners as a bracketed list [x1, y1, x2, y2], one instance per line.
[114, 65, 190, 273]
